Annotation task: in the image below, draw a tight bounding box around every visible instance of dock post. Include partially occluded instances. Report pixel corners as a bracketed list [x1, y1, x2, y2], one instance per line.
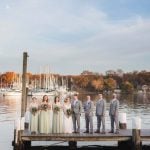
[118, 113, 132, 150]
[21, 52, 28, 117]
[12, 129, 16, 150]
[25, 87, 29, 129]
[132, 129, 141, 150]
[119, 113, 127, 129]
[23, 141, 31, 150]
[118, 139, 132, 150]
[132, 117, 142, 150]
[68, 141, 77, 150]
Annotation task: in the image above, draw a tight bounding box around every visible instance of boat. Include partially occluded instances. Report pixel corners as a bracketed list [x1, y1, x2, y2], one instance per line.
[28, 89, 58, 97]
[2, 89, 22, 96]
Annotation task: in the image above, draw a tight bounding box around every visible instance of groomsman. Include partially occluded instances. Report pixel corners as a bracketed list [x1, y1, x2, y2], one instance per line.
[109, 93, 119, 134]
[95, 94, 106, 134]
[83, 95, 94, 134]
[71, 94, 82, 133]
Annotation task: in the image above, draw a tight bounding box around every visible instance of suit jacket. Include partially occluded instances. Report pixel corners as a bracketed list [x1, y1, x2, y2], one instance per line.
[109, 99, 119, 116]
[96, 99, 106, 116]
[71, 100, 82, 115]
[83, 100, 94, 116]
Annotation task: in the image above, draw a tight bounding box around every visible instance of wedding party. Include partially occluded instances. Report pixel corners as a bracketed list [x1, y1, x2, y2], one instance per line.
[28, 93, 119, 135]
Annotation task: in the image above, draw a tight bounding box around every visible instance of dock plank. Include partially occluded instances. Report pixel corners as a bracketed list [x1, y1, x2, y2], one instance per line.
[21, 129, 132, 142]
[20, 129, 150, 142]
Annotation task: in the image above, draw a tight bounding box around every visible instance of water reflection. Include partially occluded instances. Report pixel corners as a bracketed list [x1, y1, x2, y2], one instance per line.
[0, 93, 150, 123]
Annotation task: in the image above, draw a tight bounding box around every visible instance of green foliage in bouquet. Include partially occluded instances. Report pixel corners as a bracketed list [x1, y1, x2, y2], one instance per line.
[54, 106, 60, 112]
[66, 108, 72, 116]
[31, 107, 38, 115]
[41, 104, 48, 111]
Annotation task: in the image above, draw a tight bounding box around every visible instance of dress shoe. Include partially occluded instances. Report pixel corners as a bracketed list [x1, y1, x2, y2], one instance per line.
[94, 130, 100, 133]
[31, 131, 36, 134]
[72, 131, 76, 133]
[114, 131, 119, 134]
[108, 131, 114, 133]
[101, 131, 106, 134]
[83, 131, 89, 133]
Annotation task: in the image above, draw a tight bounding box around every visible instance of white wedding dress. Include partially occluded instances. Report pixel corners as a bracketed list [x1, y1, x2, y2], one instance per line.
[63, 104, 73, 133]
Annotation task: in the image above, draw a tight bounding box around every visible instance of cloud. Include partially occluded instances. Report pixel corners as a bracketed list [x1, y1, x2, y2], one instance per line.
[0, 0, 149, 74]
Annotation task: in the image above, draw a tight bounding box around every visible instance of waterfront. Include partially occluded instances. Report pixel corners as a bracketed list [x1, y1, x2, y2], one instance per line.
[0, 93, 150, 150]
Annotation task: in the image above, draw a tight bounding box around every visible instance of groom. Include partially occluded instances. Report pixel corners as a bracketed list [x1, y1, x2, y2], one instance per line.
[71, 94, 82, 133]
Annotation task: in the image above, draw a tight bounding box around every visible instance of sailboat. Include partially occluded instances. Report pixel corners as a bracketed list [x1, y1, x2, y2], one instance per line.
[28, 66, 58, 97]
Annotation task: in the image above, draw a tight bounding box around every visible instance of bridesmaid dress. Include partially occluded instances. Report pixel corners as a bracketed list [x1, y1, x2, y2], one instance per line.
[52, 103, 64, 133]
[29, 103, 39, 133]
[39, 102, 52, 134]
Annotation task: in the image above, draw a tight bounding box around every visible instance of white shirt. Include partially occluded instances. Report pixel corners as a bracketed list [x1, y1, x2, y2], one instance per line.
[86, 99, 91, 105]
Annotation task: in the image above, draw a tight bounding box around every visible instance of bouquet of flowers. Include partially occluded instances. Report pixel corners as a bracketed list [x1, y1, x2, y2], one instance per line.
[54, 106, 60, 113]
[41, 104, 48, 111]
[31, 107, 38, 115]
[66, 108, 72, 116]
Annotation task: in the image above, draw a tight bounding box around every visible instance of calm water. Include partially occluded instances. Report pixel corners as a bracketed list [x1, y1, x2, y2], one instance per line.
[0, 93, 150, 150]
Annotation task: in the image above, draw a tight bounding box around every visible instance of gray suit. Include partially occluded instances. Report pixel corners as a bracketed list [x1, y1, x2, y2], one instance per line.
[71, 100, 82, 132]
[109, 99, 119, 132]
[95, 99, 106, 132]
[83, 100, 94, 132]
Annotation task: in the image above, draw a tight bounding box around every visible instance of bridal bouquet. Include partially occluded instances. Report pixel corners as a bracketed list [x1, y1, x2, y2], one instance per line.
[31, 107, 38, 115]
[54, 106, 60, 113]
[41, 104, 48, 111]
[66, 108, 72, 116]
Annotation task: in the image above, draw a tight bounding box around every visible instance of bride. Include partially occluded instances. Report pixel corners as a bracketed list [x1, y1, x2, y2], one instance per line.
[63, 97, 73, 133]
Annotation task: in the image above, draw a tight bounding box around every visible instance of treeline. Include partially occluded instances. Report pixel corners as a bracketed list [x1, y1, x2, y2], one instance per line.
[71, 71, 150, 93]
[0, 71, 150, 93]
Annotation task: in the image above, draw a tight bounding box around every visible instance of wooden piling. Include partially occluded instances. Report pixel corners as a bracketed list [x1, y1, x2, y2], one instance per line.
[118, 139, 132, 150]
[119, 113, 127, 129]
[21, 52, 28, 117]
[132, 129, 141, 150]
[68, 141, 77, 150]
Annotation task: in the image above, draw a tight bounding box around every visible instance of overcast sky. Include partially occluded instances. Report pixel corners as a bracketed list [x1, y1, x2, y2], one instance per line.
[0, 0, 150, 75]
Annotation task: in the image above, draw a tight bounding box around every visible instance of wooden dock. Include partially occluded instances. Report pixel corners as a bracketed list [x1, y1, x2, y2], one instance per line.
[13, 129, 150, 150]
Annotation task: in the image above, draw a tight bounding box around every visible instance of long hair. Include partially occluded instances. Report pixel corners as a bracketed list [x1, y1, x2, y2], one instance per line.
[54, 96, 59, 104]
[42, 95, 48, 103]
[64, 97, 71, 103]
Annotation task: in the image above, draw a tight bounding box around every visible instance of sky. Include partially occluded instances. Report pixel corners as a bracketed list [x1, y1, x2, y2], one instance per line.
[0, 0, 150, 75]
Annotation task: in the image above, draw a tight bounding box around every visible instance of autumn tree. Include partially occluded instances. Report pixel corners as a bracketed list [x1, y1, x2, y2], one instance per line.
[4, 72, 17, 85]
[91, 78, 104, 91]
[104, 77, 117, 91]
[121, 81, 134, 93]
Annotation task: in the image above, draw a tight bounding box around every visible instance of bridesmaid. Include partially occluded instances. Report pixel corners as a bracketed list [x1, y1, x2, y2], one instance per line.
[39, 95, 52, 134]
[63, 97, 73, 133]
[29, 97, 39, 134]
[52, 96, 64, 133]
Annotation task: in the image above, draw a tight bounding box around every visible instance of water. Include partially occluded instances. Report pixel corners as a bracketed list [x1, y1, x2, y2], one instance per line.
[0, 93, 150, 150]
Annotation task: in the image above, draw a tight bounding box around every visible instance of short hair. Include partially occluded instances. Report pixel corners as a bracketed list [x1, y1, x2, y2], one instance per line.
[113, 93, 117, 98]
[74, 93, 78, 97]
